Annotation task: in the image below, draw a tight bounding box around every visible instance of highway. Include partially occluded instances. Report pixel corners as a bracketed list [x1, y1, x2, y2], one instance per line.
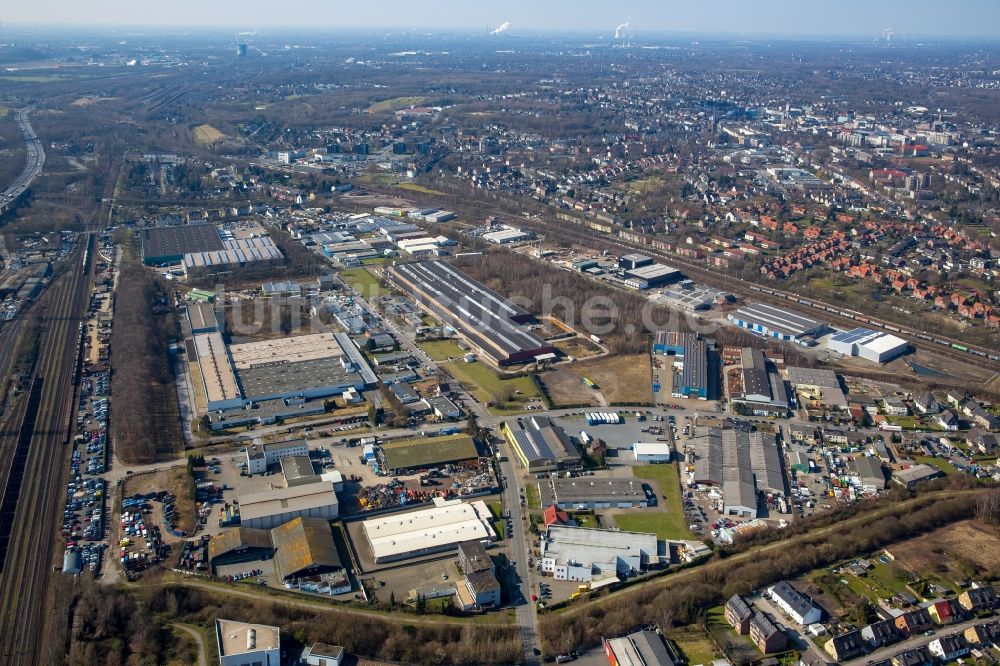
[0, 235, 92, 664]
[0, 108, 45, 215]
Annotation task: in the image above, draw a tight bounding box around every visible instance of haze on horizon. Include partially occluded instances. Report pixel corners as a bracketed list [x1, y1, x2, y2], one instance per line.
[4, 0, 1000, 39]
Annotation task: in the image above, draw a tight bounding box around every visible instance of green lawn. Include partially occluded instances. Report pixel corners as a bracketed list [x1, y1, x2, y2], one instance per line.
[340, 267, 391, 300]
[913, 455, 957, 475]
[525, 483, 541, 510]
[612, 464, 693, 540]
[418, 339, 467, 362]
[441, 360, 541, 414]
[668, 627, 719, 665]
[571, 511, 598, 528]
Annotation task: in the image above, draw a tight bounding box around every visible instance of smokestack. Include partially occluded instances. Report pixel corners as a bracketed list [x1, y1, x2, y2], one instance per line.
[491, 21, 510, 35]
[614, 22, 630, 39]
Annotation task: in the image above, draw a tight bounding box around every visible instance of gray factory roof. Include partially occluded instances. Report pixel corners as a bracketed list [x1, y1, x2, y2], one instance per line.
[680, 339, 708, 392]
[734, 303, 824, 338]
[542, 525, 657, 567]
[854, 457, 887, 490]
[741, 348, 772, 399]
[551, 477, 646, 504]
[786, 366, 841, 388]
[280, 455, 318, 483]
[625, 263, 681, 281]
[142, 223, 225, 260]
[391, 261, 552, 363]
[333, 332, 378, 386]
[508, 417, 580, 465]
[238, 356, 361, 401]
[697, 428, 781, 508]
[749, 431, 785, 496]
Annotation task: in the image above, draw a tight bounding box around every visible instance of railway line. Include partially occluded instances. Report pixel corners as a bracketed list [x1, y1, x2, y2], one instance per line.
[0, 235, 92, 663]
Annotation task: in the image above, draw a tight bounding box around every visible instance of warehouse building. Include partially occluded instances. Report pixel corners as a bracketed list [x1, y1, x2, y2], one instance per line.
[245, 439, 309, 474]
[678, 339, 709, 399]
[623, 263, 682, 290]
[652, 331, 693, 356]
[732, 348, 790, 417]
[827, 328, 909, 363]
[540, 525, 658, 582]
[501, 417, 581, 472]
[207, 527, 274, 571]
[142, 223, 225, 265]
[786, 366, 847, 410]
[238, 480, 339, 530]
[186, 302, 221, 334]
[728, 303, 826, 344]
[693, 428, 784, 517]
[216, 619, 280, 666]
[458, 541, 501, 608]
[633, 442, 673, 463]
[390, 261, 555, 366]
[271, 517, 349, 593]
[482, 226, 532, 244]
[619, 253, 654, 271]
[378, 434, 481, 475]
[549, 477, 648, 510]
[852, 457, 888, 493]
[361, 498, 496, 564]
[604, 630, 679, 666]
[182, 236, 284, 274]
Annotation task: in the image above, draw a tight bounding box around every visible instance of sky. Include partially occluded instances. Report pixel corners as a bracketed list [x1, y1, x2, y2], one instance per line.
[5, 0, 1000, 39]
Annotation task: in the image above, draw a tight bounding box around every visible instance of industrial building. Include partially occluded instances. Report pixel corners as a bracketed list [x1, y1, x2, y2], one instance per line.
[377, 434, 481, 475]
[207, 527, 274, 571]
[361, 498, 496, 563]
[482, 226, 532, 244]
[194, 331, 377, 412]
[271, 517, 349, 593]
[549, 477, 648, 510]
[654, 331, 712, 399]
[182, 236, 284, 274]
[623, 263, 682, 290]
[245, 439, 309, 474]
[728, 303, 826, 344]
[458, 540, 501, 608]
[142, 223, 225, 265]
[216, 619, 280, 666]
[827, 328, 909, 363]
[732, 348, 790, 417]
[540, 525, 658, 582]
[694, 428, 784, 518]
[604, 630, 679, 666]
[238, 480, 339, 530]
[502, 417, 580, 472]
[186, 302, 221, 334]
[390, 260, 554, 366]
[619, 253, 653, 270]
[632, 442, 673, 463]
[786, 366, 847, 410]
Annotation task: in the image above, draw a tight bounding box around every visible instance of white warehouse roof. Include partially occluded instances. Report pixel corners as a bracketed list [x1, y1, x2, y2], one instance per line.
[361, 498, 495, 562]
[633, 442, 673, 457]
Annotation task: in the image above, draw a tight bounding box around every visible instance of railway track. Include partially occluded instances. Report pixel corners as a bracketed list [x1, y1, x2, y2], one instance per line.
[0, 235, 92, 663]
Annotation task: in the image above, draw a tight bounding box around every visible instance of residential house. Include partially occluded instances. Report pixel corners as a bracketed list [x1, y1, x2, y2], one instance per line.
[928, 599, 957, 625]
[913, 394, 941, 415]
[861, 620, 900, 648]
[725, 594, 754, 635]
[749, 613, 787, 654]
[768, 581, 822, 625]
[542, 505, 573, 528]
[973, 432, 999, 455]
[895, 608, 933, 635]
[934, 410, 959, 431]
[825, 630, 866, 661]
[927, 634, 970, 662]
[958, 586, 997, 612]
[963, 621, 1000, 646]
[891, 647, 932, 666]
[882, 397, 909, 416]
[969, 405, 1000, 431]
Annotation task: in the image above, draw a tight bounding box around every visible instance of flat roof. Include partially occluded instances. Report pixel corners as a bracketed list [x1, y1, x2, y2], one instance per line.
[390, 260, 552, 363]
[143, 223, 224, 260]
[229, 333, 345, 370]
[380, 433, 479, 471]
[542, 525, 657, 566]
[361, 499, 495, 561]
[193, 332, 242, 404]
[633, 442, 673, 456]
[187, 302, 218, 332]
[216, 619, 280, 657]
[861, 333, 908, 354]
[680, 339, 708, 392]
[786, 366, 840, 388]
[238, 356, 360, 401]
[238, 481, 338, 522]
[551, 477, 646, 504]
[280, 455, 317, 482]
[734, 303, 824, 338]
[625, 263, 681, 280]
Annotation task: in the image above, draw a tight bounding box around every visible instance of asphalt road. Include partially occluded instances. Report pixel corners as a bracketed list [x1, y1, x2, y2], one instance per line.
[0, 108, 45, 213]
[843, 616, 989, 666]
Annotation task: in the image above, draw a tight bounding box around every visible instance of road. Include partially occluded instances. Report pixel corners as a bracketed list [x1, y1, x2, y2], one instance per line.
[0, 107, 45, 214]
[172, 623, 208, 666]
[842, 616, 988, 666]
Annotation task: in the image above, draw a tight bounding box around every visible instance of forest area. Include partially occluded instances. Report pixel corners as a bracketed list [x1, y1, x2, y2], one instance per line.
[110, 256, 183, 463]
[61, 578, 523, 666]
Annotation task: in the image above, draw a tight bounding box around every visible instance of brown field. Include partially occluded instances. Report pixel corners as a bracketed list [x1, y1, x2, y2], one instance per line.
[887, 519, 1000, 581]
[541, 354, 651, 405]
[552, 336, 602, 359]
[192, 124, 226, 146]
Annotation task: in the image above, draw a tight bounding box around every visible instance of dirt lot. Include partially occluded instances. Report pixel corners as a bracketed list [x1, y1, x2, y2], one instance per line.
[887, 519, 1000, 581]
[541, 354, 652, 406]
[539, 369, 600, 407]
[123, 466, 196, 535]
[552, 336, 602, 360]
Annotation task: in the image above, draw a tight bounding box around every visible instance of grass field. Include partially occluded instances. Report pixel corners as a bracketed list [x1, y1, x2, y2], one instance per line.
[192, 124, 226, 146]
[396, 182, 446, 196]
[340, 267, 391, 300]
[525, 484, 541, 510]
[888, 519, 1000, 584]
[367, 96, 428, 113]
[912, 455, 957, 475]
[418, 339, 467, 362]
[551, 337, 602, 359]
[668, 626, 720, 665]
[612, 464, 693, 540]
[442, 360, 541, 413]
[379, 433, 478, 471]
